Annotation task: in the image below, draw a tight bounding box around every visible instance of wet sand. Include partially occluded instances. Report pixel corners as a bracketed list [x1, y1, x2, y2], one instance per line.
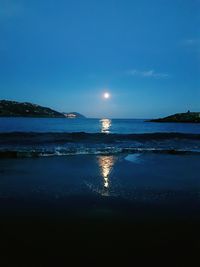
[0, 154, 199, 266]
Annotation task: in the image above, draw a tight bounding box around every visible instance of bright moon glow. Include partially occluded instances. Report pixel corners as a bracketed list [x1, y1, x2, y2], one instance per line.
[100, 118, 111, 133]
[103, 92, 110, 99]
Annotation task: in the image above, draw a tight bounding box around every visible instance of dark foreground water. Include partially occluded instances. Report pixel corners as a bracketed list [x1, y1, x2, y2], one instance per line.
[0, 118, 200, 266]
[0, 154, 199, 266]
[0, 154, 199, 201]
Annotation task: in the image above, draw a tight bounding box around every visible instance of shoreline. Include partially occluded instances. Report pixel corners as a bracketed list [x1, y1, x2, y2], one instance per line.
[0, 154, 199, 265]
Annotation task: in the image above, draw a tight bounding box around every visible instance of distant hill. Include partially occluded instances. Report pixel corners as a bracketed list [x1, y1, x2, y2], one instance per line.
[149, 111, 200, 123]
[0, 100, 65, 118]
[63, 112, 86, 118]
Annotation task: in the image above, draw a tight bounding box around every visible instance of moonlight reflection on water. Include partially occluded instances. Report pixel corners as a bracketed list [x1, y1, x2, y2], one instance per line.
[98, 155, 116, 190]
[100, 118, 112, 133]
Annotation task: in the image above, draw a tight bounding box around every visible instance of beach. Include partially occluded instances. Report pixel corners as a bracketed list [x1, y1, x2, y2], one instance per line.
[0, 153, 199, 266]
[1, 0, 199, 265]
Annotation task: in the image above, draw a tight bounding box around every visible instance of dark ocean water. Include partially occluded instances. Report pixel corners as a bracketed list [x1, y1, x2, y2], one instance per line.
[0, 118, 200, 157]
[0, 118, 199, 265]
[0, 117, 200, 133]
[0, 153, 199, 266]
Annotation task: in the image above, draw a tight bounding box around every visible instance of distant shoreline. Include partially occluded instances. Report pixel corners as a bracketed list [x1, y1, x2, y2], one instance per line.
[148, 111, 200, 123]
[0, 116, 85, 118]
[0, 100, 85, 118]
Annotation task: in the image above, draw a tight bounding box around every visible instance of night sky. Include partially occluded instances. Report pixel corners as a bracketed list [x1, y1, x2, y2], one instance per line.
[0, 0, 199, 118]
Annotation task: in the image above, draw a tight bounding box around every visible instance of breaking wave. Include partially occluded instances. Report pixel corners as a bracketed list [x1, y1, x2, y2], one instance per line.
[1, 148, 200, 158]
[0, 132, 200, 158]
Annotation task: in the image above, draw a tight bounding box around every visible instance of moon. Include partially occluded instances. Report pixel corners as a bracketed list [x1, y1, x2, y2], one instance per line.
[103, 92, 110, 99]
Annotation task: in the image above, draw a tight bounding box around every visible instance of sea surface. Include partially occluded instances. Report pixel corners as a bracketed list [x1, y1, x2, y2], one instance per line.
[0, 117, 200, 133]
[0, 118, 200, 156]
[0, 117, 199, 265]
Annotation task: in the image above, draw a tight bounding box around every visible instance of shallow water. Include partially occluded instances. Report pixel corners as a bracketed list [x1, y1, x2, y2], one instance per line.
[0, 154, 199, 205]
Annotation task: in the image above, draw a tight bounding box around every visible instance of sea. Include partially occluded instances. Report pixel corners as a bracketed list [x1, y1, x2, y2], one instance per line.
[0, 117, 199, 265]
[0, 117, 200, 133]
[0, 117, 200, 156]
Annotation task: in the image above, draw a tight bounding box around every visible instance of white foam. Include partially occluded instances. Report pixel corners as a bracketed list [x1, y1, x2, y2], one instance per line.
[125, 153, 143, 163]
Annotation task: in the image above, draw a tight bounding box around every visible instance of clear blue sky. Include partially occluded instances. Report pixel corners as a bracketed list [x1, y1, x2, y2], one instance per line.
[0, 0, 199, 118]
